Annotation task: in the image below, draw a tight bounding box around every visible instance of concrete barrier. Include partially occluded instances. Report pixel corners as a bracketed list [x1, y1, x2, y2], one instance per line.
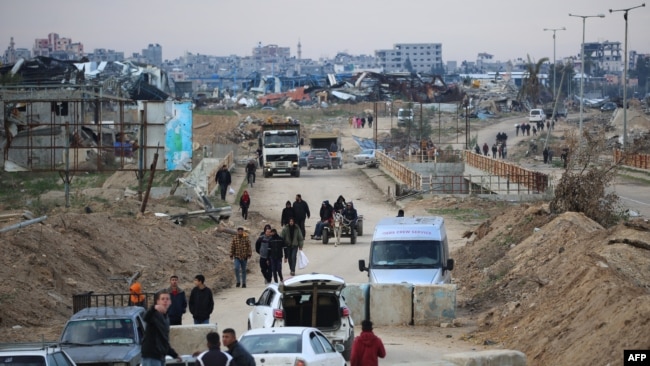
[369, 283, 413, 326]
[442, 350, 527, 366]
[413, 284, 457, 325]
[341, 283, 369, 324]
[345, 283, 457, 326]
[169, 324, 219, 356]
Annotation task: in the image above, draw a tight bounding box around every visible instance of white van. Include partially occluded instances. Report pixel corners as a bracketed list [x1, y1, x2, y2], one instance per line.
[358, 216, 454, 284]
[529, 108, 545, 123]
[397, 108, 414, 126]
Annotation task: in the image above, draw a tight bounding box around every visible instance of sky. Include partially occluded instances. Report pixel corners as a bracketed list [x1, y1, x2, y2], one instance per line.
[1, 0, 649, 65]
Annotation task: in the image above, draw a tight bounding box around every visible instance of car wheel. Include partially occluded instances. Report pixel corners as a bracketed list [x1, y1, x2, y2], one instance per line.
[308, 165, 312, 170]
[350, 228, 357, 244]
[357, 221, 363, 236]
[294, 169, 300, 178]
[322, 229, 329, 244]
[328, 165, 332, 170]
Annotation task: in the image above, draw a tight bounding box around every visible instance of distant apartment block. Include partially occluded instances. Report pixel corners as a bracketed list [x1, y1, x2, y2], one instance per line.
[32, 32, 84, 59]
[142, 43, 163, 66]
[582, 41, 622, 73]
[375, 43, 443, 73]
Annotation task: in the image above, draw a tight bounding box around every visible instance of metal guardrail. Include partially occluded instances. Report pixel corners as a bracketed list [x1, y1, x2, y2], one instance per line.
[376, 151, 422, 191]
[463, 151, 549, 193]
[613, 149, 650, 170]
[375, 150, 550, 195]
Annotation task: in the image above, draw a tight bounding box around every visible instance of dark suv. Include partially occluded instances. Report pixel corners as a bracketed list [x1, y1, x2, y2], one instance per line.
[307, 149, 332, 170]
[60, 306, 146, 366]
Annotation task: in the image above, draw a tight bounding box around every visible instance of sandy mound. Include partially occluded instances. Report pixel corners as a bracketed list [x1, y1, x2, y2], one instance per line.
[455, 206, 650, 366]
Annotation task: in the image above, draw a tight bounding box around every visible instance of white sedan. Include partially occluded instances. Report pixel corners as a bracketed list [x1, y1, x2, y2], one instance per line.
[238, 327, 346, 366]
[353, 149, 379, 165]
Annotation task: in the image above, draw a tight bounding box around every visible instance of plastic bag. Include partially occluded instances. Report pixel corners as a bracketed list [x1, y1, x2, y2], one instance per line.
[228, 187, 235, 195]
[298, 250, 309, 269]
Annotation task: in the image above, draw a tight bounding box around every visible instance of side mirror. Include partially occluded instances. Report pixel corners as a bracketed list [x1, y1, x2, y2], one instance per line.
[358, 259, 367, 272]
[334, 343, 345, 353]
[445, 259, 454, 271]
[245, 297, 257, 306]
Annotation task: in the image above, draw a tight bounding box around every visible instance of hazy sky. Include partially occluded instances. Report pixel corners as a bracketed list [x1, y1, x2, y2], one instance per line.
[1, 0, 649, 65]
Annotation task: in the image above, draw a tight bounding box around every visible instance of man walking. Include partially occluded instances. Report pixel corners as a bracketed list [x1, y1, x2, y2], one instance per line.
[350, 320, 386, 366]
[230, 227, 252, 288]
[195, 332, 233, 366]
[142, 290, 182, 366]
[255, 226, 273, 284]
[167, 275, 187, 326]
[189, 274, 214, 324]
[281, 217, 304, 276]
[222, 328, 256, 366]
[215, 165, 232, 201]
[292, 194, 310, 238]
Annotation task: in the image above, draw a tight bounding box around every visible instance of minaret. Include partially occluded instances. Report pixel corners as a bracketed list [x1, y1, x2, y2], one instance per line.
[297, 39, 301, 60]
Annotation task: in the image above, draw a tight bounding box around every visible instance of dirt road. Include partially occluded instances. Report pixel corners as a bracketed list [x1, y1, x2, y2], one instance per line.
[188, 119, 483, 364]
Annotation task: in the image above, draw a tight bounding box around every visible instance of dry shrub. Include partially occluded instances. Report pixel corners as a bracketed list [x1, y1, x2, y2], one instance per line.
[550, 128, 625, 227]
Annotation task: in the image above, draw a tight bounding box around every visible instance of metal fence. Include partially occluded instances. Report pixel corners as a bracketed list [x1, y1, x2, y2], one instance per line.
[72, 292, 156, 314]
[376, 150, 550, 196]
[614, 149, 650, 170]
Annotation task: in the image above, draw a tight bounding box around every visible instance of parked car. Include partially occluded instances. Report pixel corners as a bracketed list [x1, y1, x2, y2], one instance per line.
[600, 102, 617, 112]
[0, 343, 77, 366]
[353, 149, 380, 165]
[397, 108, 414, 126]
[528, 109, 546, 122]
[245, 273, 355, 360]
[307, 149, 332, 170]
[238, 327, 346, 366]
[60, 306, 146, 366]
[299, 150, 309, 168]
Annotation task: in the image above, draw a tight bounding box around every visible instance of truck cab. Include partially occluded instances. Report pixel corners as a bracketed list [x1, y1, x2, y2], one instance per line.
[260, 123, 301, 177]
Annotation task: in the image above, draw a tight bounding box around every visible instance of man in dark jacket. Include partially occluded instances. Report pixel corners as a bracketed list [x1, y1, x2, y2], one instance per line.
[255, 227, 273, 285]
[268, 228, 286, 283]
[222, 328, 256, 366]
[142, 290, 181, 366]
[195, 332, 233, 366]
[311, 200, 333, 240]
[189, 274, 214, 324]
[280, 201, 294, 226]
[292, 194, 310, 238]
[350, 320, 386, 366]
[167, 275, 187, 326]
[215, 165, 232, 201]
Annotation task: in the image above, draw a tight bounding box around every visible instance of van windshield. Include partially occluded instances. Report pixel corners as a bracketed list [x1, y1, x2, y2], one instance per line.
[370, 240, 442, 268]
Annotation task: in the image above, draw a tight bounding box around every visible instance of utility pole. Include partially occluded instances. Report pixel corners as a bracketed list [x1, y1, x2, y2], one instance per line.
[610, 3, 646, 148]
[543, 27, 566, 99]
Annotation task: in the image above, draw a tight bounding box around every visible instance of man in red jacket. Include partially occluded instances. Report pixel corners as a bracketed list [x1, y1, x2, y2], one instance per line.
[350, 320, 386, 366]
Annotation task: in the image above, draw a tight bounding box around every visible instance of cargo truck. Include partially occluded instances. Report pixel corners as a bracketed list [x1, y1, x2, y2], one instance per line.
[259, 122, 302, 177]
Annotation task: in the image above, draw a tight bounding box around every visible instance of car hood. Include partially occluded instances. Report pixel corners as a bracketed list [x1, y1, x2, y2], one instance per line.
[280, 273, 345, 293]
[370, 268, 445, 285]
[63, 344, 140, 363]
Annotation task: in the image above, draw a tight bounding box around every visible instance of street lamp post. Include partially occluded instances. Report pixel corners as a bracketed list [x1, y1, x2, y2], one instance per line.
[543, 27, 566, 98]
[569, 13, 605, 138]
[610, 3, 646, 148]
